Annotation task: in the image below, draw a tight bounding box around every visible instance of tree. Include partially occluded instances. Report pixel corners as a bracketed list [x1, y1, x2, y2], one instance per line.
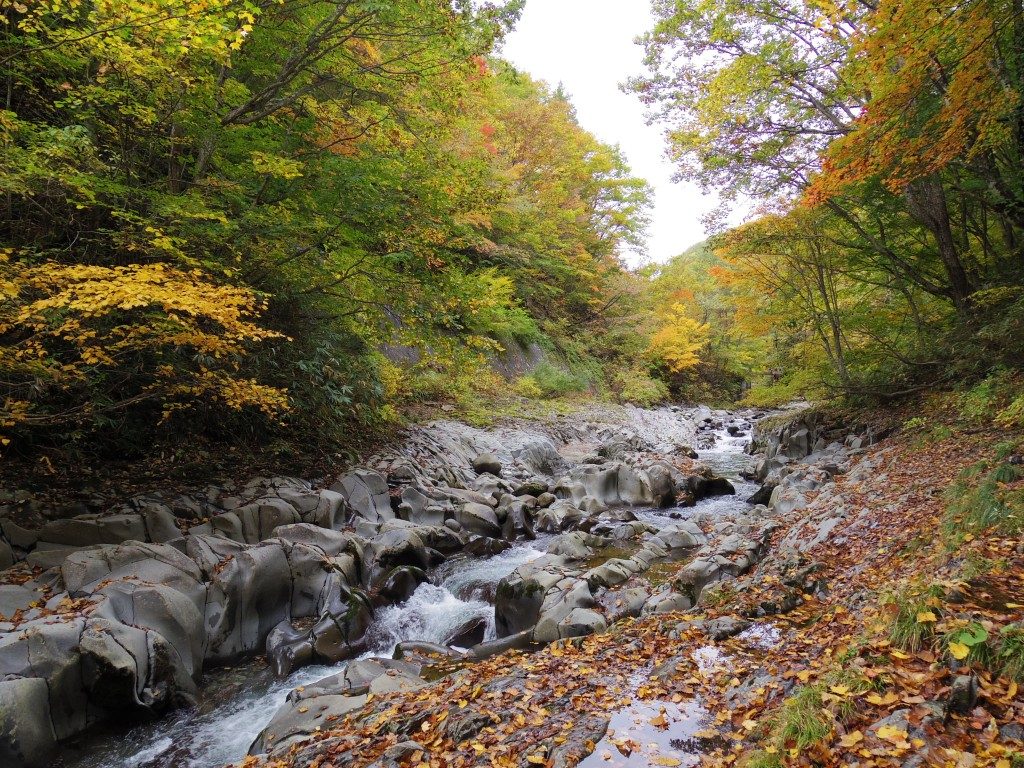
[649, 303, 709, 373]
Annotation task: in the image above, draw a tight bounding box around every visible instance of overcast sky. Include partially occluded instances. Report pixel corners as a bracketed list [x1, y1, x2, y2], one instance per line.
[500, 0, 715, 266]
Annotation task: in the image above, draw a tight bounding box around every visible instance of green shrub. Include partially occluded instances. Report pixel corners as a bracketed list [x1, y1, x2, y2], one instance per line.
[513, 375, 543, 399]
[958, 369, 1022, 424]
[776, 685, 834, 750]
[944, 451, 1024, 539]
[531, 361, 589, 397]
[997, 624, 1024, 682]
[882, 582, 945, 651]
[611, 368, 669, 406]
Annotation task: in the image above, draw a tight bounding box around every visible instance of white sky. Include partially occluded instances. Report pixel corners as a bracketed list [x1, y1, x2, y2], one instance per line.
[500, 0, 715, 266]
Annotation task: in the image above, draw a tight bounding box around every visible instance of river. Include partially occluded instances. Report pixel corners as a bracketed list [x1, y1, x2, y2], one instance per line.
[58, 419, 757, 768]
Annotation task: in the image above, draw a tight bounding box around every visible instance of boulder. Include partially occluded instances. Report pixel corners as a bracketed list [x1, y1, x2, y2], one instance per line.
[0, 677, 56, 768]
[456, 502, 502, 538]
[642, 589, 693, 615]
[38, 513, 147, 546]
[445, 617, 487, 648]
[62, 542, 204, 608]
[0, 585, 37, 620]
[309, 587, 375, 663]
[368, 529, 430, 581]
[254, 692, 369, 756]
[746, 483, 776, 506]
[331, 470, 394, 524]
[377, 565, 427, 604]
[472, 453, 503, 476]
[645, 463, 677, 508]
[198, 539, 293, 661]
[687, 475, 736, 500]
[513, 480, 549, 497]
[495, 557, 568, 637]
[266, 621, 314, 678]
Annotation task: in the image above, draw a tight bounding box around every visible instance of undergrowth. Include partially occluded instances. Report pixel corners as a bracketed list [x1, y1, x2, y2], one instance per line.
[882, 582, 946, 652]
[943, 441, 1024, 542]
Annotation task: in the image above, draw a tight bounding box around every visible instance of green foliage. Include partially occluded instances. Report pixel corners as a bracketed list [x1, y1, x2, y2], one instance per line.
[958, 370, 1023, 425]
[529, 361, 590, 399]
[611, 368, 669, 407]
[633, 0, 1024, 405]
[0, 0, 652, 460]
[996, 624, 1024, 683]
[944, 455, 1024, 540]
[775, 685, 834, 751]
[942, 622, 993, 667]
[513, 376, 544, 400]
[883, 582, 945, 651]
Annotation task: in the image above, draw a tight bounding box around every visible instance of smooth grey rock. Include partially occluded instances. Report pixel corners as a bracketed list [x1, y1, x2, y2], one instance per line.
[0, 677, 56, 768]
[331, 470, 394, 524]
[38, 513, 146, 546]
[456, 502, 501, 538]
[703, 617, 751, 640]
[0, 585, 36, 620]
[642, 590, 693, 615]
[472, 453, 503, 476]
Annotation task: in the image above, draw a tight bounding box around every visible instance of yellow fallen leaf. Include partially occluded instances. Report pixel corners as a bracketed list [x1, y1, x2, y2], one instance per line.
[652, 757, 682, 767]
[865, 692, 898, 706]
[949, 642, 970, 660]
[839, 730, 864, 747]
[890, 650, 911, 660]
[876, 725, 908, 743]
[829, 685, 851, 696]
[916, 611, 938, 623]
[526, 755, 547, 764]
[742, 719, 757, 730]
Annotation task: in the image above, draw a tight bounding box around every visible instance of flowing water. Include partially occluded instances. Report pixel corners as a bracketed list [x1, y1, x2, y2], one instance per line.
[639, 424, 758, 529]
[58, 542, 547, 768]
[58, 415, 758, 768]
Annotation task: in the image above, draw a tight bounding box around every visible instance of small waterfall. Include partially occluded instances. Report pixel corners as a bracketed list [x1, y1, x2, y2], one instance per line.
[365, 542, 547, 653]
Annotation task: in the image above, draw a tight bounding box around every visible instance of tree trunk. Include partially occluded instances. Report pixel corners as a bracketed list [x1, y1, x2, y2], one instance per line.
[905, 175, 974, 309]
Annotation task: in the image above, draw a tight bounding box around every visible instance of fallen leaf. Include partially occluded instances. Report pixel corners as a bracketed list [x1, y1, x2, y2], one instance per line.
[865, 692, 898, 706]
[949, 642, 970, 660]
[876, 725, 908, 743]
[840, 730, 864, 747]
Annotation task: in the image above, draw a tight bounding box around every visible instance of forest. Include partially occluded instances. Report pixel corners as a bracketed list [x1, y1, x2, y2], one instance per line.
[1, 4, 1024, 768]
[1, 0, 1023, 466]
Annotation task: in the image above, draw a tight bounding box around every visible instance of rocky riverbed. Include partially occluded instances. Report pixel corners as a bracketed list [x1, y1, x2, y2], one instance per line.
[0, 403, 881, 767]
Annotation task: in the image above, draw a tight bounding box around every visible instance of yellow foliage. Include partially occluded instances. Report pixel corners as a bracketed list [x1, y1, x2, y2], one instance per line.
[648, 303, 709, 372]
[0, 258, 288, 427]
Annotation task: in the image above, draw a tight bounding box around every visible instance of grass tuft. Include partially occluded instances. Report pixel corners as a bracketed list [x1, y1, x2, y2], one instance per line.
[882, 582, 945, 652]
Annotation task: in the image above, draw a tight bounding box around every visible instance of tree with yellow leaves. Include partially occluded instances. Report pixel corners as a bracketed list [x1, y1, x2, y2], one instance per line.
[0, 256, 288, 437]
[648, 303, 709, 373]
